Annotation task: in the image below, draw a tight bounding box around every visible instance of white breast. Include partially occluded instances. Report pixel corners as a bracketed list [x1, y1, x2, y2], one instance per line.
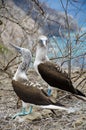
[13, 70, 28, 81]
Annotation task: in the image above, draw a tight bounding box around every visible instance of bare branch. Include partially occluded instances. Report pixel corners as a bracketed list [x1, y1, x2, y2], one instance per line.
[31, 0, 45, 16]
[3, 55, 18, 71]
[76, 77, 86, 88]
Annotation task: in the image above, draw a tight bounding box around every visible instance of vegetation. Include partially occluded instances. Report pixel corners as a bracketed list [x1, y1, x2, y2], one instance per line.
[0, 43, 9, 53]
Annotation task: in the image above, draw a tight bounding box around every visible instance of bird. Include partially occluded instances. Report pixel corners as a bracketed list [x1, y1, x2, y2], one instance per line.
[34, 35, 86, 100]
[10, 43, 33, 119]
[34, 35, 52, 96]
[10, 43, 71, 119]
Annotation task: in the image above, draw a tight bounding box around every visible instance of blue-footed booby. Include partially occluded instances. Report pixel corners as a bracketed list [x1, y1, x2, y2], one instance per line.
[10, 43, 33, 118]
[10, 43, 73, 118]
[34, 35, 86, 100]
[34, 35, 51, 96]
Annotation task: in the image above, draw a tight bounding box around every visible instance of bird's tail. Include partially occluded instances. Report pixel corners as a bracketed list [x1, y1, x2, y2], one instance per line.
[40, 104, 76, 114]
[74, 88, 86, 101]
[75, 89, 85, 97]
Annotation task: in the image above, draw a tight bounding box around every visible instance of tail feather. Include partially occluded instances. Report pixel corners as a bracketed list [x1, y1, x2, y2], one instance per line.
[74, 94, 86, 101]
[51, 109, 57, 116]
[54, 101, 65, 107]
[40, 104, 68, 111]
[73, 88, 86, 101]
[71, 84, 86, 100]
[75, 89, 86, 97]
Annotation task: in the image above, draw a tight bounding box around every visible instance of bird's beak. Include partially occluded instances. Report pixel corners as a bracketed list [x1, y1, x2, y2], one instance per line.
[43, 40, 47, 47]
[9, 43, 22, 53]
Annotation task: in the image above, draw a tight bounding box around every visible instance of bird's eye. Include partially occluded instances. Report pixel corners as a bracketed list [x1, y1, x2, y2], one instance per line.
[39, 39, 43, 44]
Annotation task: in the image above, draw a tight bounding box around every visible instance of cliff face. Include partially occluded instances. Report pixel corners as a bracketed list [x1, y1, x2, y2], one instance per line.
[0, 0, 41, 49]
[0, 0, 78, 48]
[12, 0, 78, 30]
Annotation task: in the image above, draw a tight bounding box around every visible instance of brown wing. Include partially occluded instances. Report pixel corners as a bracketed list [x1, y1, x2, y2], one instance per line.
[12, 80, 61, 106]
[38, 61, 76, 94]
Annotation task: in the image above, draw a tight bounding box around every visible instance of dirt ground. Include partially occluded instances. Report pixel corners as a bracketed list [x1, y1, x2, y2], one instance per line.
[0, 70, 86, 130]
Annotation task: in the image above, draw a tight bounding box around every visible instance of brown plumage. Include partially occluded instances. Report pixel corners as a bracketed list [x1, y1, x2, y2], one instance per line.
[12, 80, 71, 115]
[38, 61, 86, 98]
[12, 80, 64, 106]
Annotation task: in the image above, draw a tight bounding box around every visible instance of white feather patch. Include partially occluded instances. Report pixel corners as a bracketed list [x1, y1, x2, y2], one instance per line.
[39, 105, 68, 111]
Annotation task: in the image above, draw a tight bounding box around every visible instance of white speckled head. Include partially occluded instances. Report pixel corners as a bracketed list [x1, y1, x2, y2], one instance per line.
[20, 48, 32, 67]
[10, 43, 32, 69]
[10, 43, 32, 80]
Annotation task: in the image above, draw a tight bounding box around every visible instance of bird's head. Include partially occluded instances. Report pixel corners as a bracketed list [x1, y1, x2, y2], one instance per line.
[38, 35, 48, 48]
[9, 43, 32, 67]
[9, 43, 31, 58]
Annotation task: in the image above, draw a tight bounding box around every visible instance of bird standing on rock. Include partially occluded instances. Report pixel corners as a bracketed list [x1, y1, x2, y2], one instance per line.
[10, 43, 33, 118]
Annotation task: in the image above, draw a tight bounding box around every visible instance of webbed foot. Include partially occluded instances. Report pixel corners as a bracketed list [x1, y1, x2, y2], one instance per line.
[12, 106, 33, 119]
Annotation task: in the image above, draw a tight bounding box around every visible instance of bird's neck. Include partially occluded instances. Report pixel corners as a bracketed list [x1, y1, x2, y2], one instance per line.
[34, 46, 49, 74]
[13, 60, 28, 81]
[35, 46, 49, 62]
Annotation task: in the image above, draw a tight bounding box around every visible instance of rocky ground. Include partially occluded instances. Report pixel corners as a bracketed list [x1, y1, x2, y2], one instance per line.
[0, 70, 86, 130]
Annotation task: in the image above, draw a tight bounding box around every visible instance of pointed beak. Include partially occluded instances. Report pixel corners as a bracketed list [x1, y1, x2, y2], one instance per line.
[43, 40, 47, 47]
[9, 43, 22, 53]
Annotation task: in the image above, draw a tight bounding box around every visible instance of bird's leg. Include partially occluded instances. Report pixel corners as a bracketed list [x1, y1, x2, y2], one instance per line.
[12, 107, 26, 119]
[28, 105, 33, 114]
[47, 89, 52, 96]
[12, 101, 33, 119]
[20, 106, 33, 114]
[47, 86, 52, 96]
[12, 106, 33, 119]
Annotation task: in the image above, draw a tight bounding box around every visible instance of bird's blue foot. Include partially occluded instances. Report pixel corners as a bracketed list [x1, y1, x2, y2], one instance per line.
[28, 105, 33, 114]
[47, 89, 52, 96]
[12, 106, 33, 119]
